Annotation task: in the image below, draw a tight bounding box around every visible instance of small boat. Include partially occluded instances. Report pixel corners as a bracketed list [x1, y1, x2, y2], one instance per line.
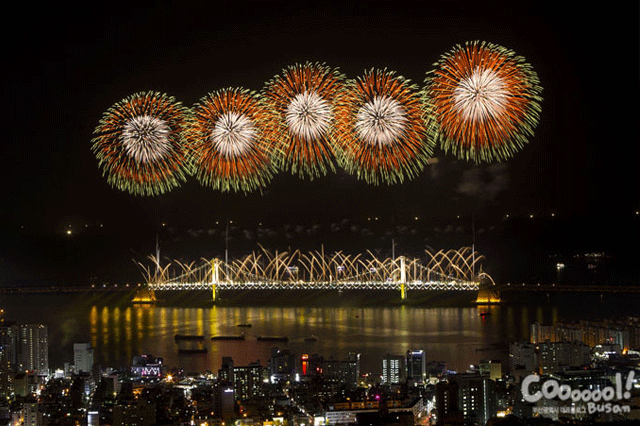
[236, 323, 252, 328]
[479, 312, 491, 317]
[178, 347, 207, 354]
[175, 334, 205, 341]
[257, 336, 288, 342]
[212, 335, 245, 341]
[304, 335, 317, 342]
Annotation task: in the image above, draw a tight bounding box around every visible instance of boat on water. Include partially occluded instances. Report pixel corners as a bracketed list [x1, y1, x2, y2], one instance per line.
[257, 336, 288, 342]
[174, 334, 205, 341]
[479, 312, 492, 317]
[236, 323, 252, 328]
[304, 335, 317, 342]
[212, 335, 245, 341]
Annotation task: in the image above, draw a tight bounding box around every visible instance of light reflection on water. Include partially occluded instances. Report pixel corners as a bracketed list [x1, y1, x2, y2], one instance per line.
[2, 293, 637, 376]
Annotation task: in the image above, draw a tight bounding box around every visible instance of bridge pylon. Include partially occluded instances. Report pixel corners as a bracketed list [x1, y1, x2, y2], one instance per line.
[474, 275, 501, 304]
[211, 259, 219, 302]
[399, 256, 407, 301]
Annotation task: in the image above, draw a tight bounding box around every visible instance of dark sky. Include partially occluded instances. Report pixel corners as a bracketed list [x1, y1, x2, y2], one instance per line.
[1, 1, 638, 286]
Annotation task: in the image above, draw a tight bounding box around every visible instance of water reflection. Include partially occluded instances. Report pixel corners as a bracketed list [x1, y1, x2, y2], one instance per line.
[3, 293, 636, 375]
[83, 304, 507, 372]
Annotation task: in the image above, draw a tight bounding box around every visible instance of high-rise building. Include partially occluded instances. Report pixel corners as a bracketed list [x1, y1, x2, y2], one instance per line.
[0, 346, 10, 399]
[19, 324, 48, 375]
[455, 374, 496, 426]
[214, 382, 235, 419]
[0, 324, 17, 399]
[74, 343, 94, 374]
[538, 341, 591, 374]
[219, 357, 234, 384]
[233, 361, 263, 400]
[318, 353, 360, 387]
[269, 348, 294, 382]
[530, 322, 556, 344]
[0, 323, 19, 371]
[381, 354, 405, 385]
[341, 352, 360, 387]
[406, 349, 426, 385]
[509, 342, 536, 380]
[435, 381, 462, 426]
[479, 359, 502, 381]
[22, 400, 39, 426]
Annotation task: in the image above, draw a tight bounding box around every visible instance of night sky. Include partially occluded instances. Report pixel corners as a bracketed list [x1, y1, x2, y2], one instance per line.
[1, 2, 638, 287]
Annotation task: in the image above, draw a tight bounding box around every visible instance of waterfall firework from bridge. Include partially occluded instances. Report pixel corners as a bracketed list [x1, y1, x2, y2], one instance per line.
[140, 247, 494, 301]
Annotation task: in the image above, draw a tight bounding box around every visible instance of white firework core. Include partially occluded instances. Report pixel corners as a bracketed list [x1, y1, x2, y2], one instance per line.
[122, 115, 172, 163]
[285, 91, 333, 140]
[453, 67, 508, 122]
[356, 95, 407, 145]
[211, 112, 257, 158]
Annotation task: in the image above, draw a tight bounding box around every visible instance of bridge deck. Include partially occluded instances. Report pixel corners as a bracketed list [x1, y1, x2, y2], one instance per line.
[148, 280, 480, 291]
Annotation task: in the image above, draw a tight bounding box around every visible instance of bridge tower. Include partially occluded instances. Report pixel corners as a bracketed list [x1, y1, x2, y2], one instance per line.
[399, 256, 407, 301]
[211, 259, 220, 302]
[475, 276, 501, 304]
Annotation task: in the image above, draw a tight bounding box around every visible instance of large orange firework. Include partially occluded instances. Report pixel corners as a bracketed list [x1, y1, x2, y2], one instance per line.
[423, 41, 542, 162]
[91, 91, 191, 196]
[262, 62, 346, 178]
[334, 69, 434, 185]
[189, 88, 276, 192]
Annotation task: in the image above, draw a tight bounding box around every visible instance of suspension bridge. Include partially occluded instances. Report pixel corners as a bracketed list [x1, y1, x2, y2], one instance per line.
[139, 247, 499, 303]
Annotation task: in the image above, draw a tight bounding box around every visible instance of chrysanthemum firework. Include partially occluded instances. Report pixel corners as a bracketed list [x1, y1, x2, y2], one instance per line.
[189, 88, 276, 192]
[423, 41, 542, 162]
[262, 62, 346, 178]
[91, 91, 191, 196]
[334, 69, 434, 185]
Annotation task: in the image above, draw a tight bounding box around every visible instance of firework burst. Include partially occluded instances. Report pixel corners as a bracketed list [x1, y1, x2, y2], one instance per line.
[189, 87, 276, 192]
[91, 91, 191, 196]
[423, 41, 542, 162]
[263, 62, 346, 178]
[334, 69, 433, 185]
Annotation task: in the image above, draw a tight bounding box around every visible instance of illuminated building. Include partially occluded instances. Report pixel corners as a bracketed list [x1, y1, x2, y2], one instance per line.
[269, 348, 294, 382]
[530, 322, 556, 344]
[406, 349, 426, 385]
[479, 359, 502, 381]
[0, 323, 18, 371]
[18, 324, 48, 376]
[298, 353, 360, 387]
[301, 353, 310, 377]
[0, 326, 15, 399]
[219, 356, 234, 383]
[130, 355, 163, 377]
[538, 341, 591, 374]
[382, 354, 405, 385]
[339, 352, 360, 387]
[323, 397, 423, 426]
[233, 361, 263, 400]
[74, 343, 94, 374]
[214, 382, 235, 419]
[299, 353, 324, 379]
[217, 357, 264, 400]
[455, 374, 496, 426]
[22, 400, 39, 426]
[531, 320, 638, 351]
